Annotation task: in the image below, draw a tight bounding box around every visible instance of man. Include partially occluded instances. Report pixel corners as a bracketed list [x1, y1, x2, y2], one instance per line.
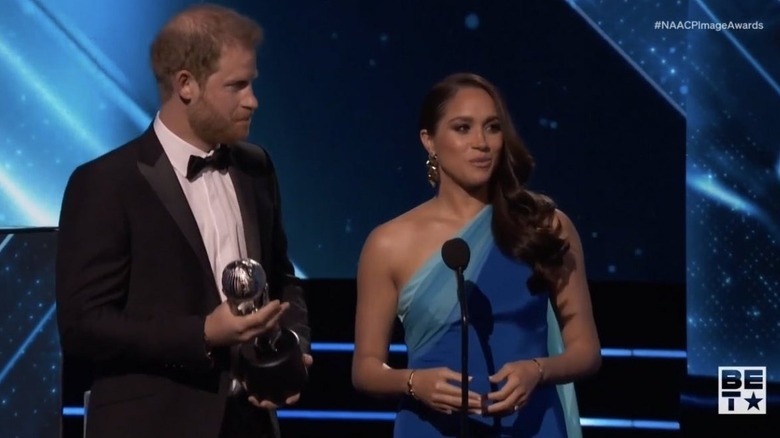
[55, 4, 310, 437]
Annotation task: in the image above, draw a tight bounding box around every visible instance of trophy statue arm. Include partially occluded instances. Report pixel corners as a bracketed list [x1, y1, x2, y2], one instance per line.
[280, 278, 310, 354]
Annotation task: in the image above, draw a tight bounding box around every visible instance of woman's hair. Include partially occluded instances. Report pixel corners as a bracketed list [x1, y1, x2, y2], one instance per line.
[419, 73, 569, 292]
[150, 4, 263, 100]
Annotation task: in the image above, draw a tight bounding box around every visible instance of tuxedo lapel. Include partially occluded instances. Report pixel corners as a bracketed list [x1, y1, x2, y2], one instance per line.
[229, 142, 274, 272]
[136, 129, 219, 302]
[229, 166, 262, 262]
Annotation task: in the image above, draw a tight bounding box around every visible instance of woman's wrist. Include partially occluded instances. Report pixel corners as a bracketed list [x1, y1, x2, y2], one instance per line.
[531, 358, 544, 385]
[406, 369, 419, 399]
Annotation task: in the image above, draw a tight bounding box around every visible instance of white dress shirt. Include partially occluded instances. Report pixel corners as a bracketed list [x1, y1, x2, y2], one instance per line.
[154, 114, 247, 302]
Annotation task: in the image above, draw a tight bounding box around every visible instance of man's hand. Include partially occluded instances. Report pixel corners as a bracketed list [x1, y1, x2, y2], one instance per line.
[248, 354, 314, 409]
[204, 300, 288, 347]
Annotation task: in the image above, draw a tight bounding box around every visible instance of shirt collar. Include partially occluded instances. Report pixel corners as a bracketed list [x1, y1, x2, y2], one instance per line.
[153, 113, 215, 179]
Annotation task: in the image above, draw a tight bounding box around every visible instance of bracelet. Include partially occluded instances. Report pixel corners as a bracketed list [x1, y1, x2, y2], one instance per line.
[531, 358, 544, 384]
[406, 370, 419, 400]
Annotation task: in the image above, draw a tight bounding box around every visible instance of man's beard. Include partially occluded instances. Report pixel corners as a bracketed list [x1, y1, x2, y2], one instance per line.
[187, 97, 250, 146]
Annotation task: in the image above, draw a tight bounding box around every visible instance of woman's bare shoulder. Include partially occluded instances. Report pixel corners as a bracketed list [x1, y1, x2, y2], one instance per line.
[552, 208, 580, 242]
[362, 202, 434, 256]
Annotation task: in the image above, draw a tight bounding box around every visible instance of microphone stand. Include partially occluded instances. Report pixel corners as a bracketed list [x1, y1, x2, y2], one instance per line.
[456, 266, 469, 438]
[441, 237, 471, 438]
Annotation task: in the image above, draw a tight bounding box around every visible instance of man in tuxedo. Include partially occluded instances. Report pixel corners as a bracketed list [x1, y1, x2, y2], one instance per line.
[55, 4, 310, 438]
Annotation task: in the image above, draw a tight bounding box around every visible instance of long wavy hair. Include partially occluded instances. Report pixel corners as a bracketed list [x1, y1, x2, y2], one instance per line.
[418, 73, 569, 292]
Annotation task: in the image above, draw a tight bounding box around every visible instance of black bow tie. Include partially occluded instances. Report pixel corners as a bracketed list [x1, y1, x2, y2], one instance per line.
[186, 146, 231, 180]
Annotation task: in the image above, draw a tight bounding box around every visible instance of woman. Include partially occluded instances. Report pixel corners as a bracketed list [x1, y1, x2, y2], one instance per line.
[351, 73, 601, 437]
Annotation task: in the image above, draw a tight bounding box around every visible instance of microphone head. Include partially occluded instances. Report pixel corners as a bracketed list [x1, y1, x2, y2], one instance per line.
[441, 238, 470, 271]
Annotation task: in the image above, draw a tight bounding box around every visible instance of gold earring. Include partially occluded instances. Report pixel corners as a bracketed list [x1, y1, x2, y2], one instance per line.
[426, 154, 439, 188]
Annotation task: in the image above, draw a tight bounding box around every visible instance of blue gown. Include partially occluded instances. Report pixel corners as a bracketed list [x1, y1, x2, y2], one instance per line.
[395, 206, 581, 437]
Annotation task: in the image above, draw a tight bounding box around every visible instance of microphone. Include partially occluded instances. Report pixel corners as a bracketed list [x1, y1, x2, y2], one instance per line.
[441, 238, 471, 438]
[442, 238, 470, 272]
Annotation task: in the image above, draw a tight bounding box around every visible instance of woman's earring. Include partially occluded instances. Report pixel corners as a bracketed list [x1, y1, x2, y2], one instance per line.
[426, 154, 439, 188]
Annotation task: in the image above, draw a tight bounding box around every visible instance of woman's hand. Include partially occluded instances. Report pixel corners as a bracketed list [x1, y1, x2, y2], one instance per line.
[484, 360, 542, 416]
[410, 367, 483, 415]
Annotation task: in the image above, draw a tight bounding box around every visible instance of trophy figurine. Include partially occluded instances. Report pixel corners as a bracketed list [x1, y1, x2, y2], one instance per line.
[221, 258, 307, 402]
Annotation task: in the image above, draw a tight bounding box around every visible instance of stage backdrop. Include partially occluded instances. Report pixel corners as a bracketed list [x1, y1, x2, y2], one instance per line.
[0, 0, 685, 284]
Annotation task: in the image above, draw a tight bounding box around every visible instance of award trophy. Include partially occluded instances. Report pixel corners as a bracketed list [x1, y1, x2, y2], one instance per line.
[221, 259, 307, 402]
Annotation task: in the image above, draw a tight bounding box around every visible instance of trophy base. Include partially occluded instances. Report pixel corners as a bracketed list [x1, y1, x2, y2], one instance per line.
[238, 328, 307, 403]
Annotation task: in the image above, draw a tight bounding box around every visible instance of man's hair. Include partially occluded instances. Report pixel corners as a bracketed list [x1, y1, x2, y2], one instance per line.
[150, 4, 263, 100]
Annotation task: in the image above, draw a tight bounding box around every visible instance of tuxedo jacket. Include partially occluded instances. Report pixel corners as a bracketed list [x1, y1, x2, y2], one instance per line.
[55, 127, 309, 438]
